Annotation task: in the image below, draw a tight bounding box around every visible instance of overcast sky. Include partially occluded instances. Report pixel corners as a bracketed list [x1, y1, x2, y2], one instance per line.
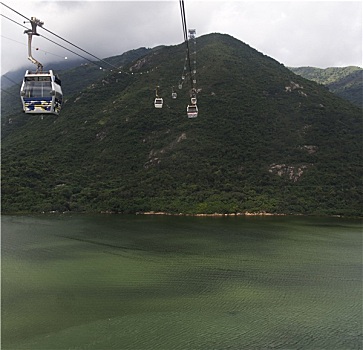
[1, 1, 362, 74]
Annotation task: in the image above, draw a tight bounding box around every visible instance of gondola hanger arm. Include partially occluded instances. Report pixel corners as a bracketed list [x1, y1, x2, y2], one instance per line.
[24, 17, 44, 72]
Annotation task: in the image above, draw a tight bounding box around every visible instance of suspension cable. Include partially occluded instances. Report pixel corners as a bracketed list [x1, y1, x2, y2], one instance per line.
[0, 13, 28, 30]
[1, 34, 71, 59]
[1, 87, 20, 98]
[39, 33, 104, 67]
[39, 25, 119, 70]
[2, 74, 22, 87]
[179, 0, 194, 91]
[179, 0, 188, 42]
[178, 1, 188, 88]
[0, 2, 119, 70]
[0, 1, 28, 21]
[1, 14, 105, 68]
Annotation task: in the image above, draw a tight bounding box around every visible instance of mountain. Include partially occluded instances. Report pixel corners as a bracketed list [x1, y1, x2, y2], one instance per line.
[289, 66, 363, 108]
[1, 33, 362, 216]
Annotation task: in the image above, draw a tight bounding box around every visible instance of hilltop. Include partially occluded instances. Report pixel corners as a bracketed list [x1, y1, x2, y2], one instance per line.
[1, 33, 362, 216]
[289, 66, 363, 108]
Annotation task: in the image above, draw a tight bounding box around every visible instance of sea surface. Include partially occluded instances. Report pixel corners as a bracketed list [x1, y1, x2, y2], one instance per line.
[1, 214, 362, 349]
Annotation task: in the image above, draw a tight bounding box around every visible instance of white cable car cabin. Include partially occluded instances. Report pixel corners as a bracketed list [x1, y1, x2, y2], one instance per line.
[20, 70, 63, 115]
[187, 104, 198, 118]
[154, 97, 163, 108]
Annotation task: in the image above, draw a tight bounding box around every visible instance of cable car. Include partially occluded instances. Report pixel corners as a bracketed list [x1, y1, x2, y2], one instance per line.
[154, 86, 164, 108]
[20, 70, 63, 115]
[154, 85, 163, 108]
[20, 17, 63, 115]
[154, 97, 163, 108]
[172, 87, 177, 99]
[187, 104, 198, 118]
[191, 97, 197, 105]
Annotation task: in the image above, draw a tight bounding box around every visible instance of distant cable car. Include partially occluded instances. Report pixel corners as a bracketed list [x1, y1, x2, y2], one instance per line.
[171, 86, 177, 99]
[187, 104, 198, 118]
[154, 97, 163, 108]
[154, 85, 163, 108]
[190, 97, 197, 105]
[20, 70, 63, 115]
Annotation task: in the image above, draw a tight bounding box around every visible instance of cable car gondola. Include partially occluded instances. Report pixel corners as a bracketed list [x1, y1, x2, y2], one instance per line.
[154, 85, 163, 108]
[187, 104, 198, 118]
[20, 70, 63, 115]
[154, 97, 163, 108]
[187, 88, 198, 118]
[20, 16, 63, 115]
[171, 87, 177, 99]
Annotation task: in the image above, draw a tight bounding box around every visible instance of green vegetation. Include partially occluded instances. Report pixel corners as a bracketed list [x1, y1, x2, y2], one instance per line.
[289, 66, 363, 108]
[2, 34, 362, 216]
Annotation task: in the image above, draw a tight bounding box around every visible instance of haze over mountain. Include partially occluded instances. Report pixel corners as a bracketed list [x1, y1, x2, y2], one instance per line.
[1, 58, 85, 89]
[1, 33, 362, 216]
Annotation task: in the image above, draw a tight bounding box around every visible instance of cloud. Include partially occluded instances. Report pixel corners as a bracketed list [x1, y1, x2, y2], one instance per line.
[1, 1, 362, 75]
[191, 1, 362, 68]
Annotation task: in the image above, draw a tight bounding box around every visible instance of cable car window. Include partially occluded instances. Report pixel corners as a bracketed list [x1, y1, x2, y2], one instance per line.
[54, 76, 62, 86]
[23, 80, 52, 97]
[25, 76, 51, 82]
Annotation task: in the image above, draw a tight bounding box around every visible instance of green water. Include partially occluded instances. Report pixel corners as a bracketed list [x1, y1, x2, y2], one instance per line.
[1, 214, 362, 349]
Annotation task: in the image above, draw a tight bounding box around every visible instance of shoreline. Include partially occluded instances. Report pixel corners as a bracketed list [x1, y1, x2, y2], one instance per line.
[137, 211, 289, 217]
[2, 211, 356, 219]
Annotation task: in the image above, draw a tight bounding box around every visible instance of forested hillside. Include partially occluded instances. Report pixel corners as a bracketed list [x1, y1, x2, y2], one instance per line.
[2, 33, 362, 216]
[289, 66, 363, 108]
